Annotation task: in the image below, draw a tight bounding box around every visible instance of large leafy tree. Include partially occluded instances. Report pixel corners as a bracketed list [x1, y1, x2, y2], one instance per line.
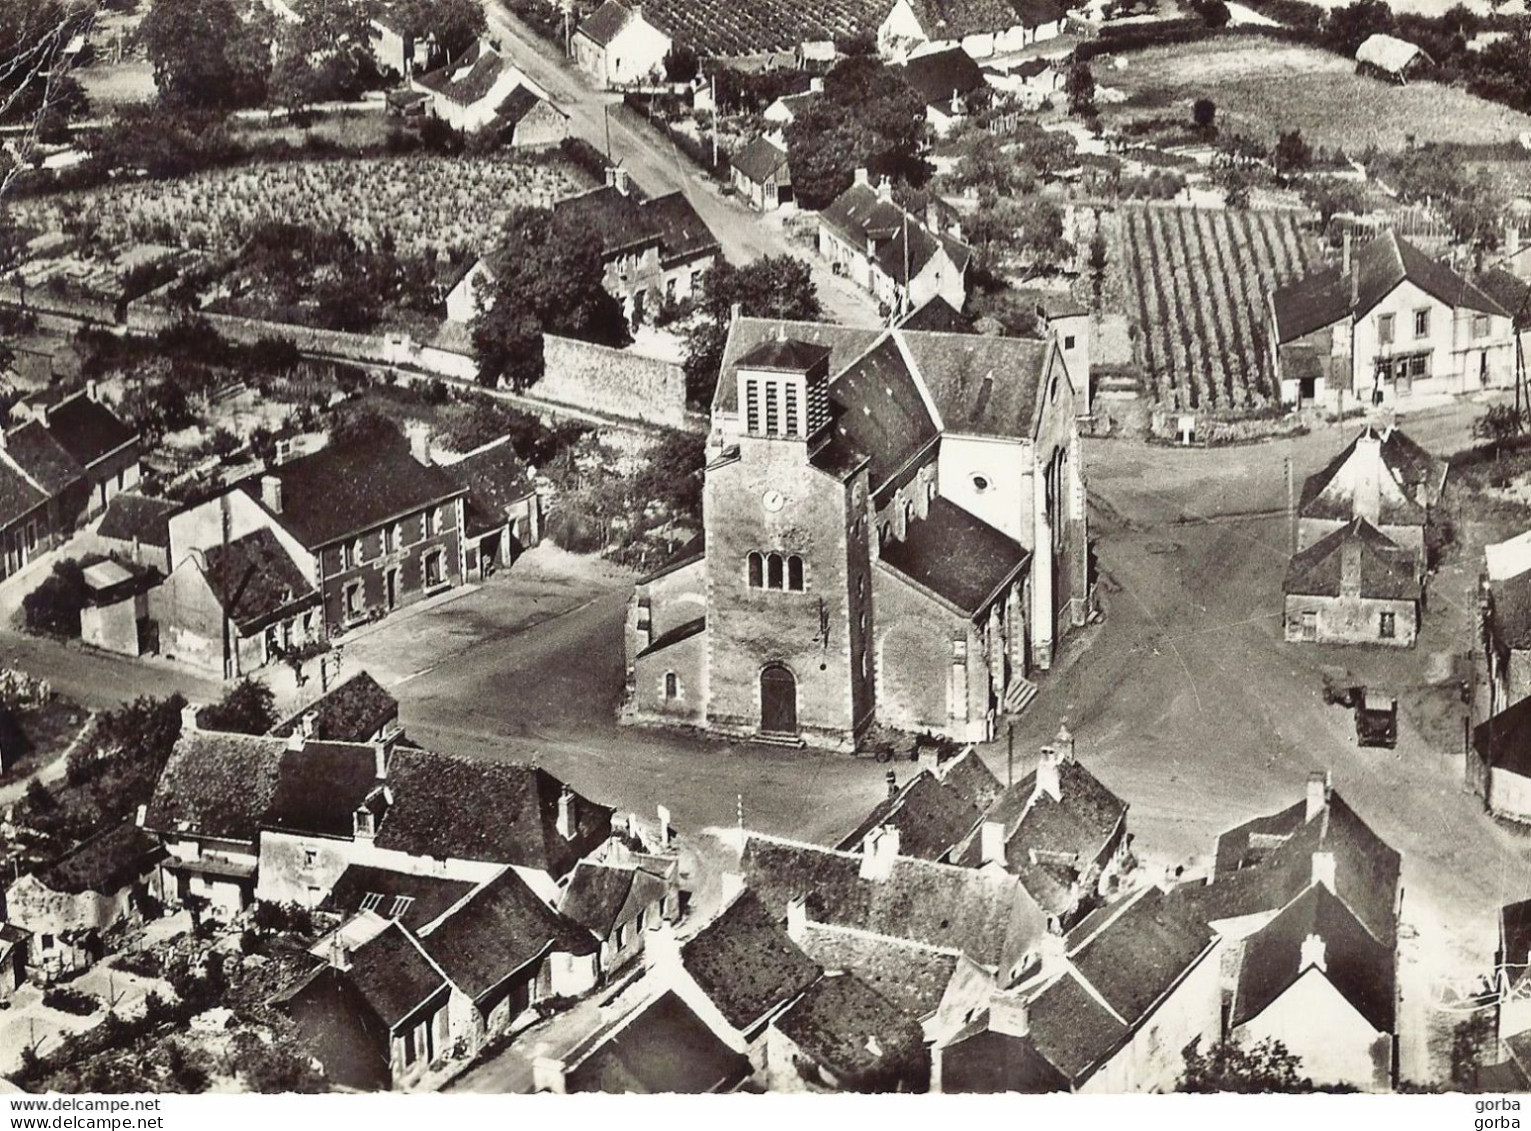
[388, 0, 487, 65]
[783, 55, 929, 210]
[0, 1, 95, 200]
[472, 205, 631, 390]
[1180, 1038, 1314, 1093]
[140, 0, 272, 109]
[682, 255, 821, 407]
[271, 0, 380, 111]
[197, 678, 278, 735]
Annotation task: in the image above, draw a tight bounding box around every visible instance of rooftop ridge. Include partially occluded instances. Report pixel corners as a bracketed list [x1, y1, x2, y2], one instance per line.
[800, 917, 967, 958]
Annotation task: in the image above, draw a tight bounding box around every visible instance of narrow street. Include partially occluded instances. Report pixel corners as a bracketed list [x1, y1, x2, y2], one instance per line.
[480, 0, 882, 326]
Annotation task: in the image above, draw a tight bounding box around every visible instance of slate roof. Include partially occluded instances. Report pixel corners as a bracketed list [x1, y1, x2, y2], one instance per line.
[872, 220, 972, 287]
[936, 1016, 1071, 1093]
[263, 741, 380, 839]
[1283, 517, 1420, 601]
[36, 821, 165, 896]
[43, 393, 136, 467]
[835, 769, 983, 861]
[1232, 883, 1395, 1033]
[820, 183, 906, 249]
[1272, 264, 1351, 345]
[643, 192, 720, 265]
[96, 492, 177, 548]
[797, 922, 961, 1019]
[880, 497, 1028, 618]
[420, 867, 596, 1002]
[1490, 569, 1531, 651]
[898, 294, 975, 334]
[1478, 267, 1531, 326]
[679, 891, 822, 1032]
[201, 527, 319, 634]
[1024, 969, 1129, 1082]
[714, 318, 883, 418]
[813, 335, 939, 491]
[1066, 885, 1213, 1028]
[254, 437, 466, 550]
[494, 84, 563, 129]
[773, 971, 928, 1086]
[372, 748, 612, 878]
[905, 332, 1052, 437]
[740, 832, 1046, 972]
[143, 730, 288, 843]
[567, 991, 751, 1094]
[730, 136, 790, 186]
[1474, 695, 1531, 778]
[5, 420, 82, 496]
[558, 861, 667, 939]
[414, 41, 508, 107]
[575, 0, 638, 47]
[939, 746, 1004, 810]
[346, 921, 450, 1029]
[736, 336, 832, 373]
[270, 671, 399, 745]
[900, 47, 987, 107]
[1299, 425, 1442, 524]
[442, 437, 535, 539]
[553, 185, 718, 266]
[322, 865, 476, 933]
[0, 455, 48, 528]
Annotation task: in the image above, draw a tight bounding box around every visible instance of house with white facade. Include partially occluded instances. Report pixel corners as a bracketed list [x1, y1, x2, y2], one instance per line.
[411, 41, 564, 138]
[877, 0, 1069, 60]
[572, 0, 672, 89]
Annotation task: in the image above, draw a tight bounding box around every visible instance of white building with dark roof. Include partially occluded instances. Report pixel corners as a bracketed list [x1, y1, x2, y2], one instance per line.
[1297, 423, 1445, 563]
[572, 0, 672, 89]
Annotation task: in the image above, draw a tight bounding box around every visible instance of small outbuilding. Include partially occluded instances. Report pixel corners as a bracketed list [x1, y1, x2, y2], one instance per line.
[1355, 34, 1431, 83]
[730, 136, 793, 212]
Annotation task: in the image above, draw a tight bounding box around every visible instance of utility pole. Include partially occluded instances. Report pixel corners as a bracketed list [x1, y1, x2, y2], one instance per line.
[1007, 722, 1014, 788]
[603, 104, 612, 163]
[710, 73, 718, 170]
[1285, 453, 1295, 554]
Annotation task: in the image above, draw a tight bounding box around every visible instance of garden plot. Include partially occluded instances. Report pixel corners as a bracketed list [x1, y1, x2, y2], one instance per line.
[13, 153, 592, 258]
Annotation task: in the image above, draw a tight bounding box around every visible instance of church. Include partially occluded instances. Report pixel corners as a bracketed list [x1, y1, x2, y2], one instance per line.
[622, 311, 1090, 751]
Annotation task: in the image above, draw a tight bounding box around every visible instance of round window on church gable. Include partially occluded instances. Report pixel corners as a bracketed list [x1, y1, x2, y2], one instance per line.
[971, 474, 991, 493]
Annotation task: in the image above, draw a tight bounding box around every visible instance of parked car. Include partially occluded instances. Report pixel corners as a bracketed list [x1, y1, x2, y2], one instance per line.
[1355, 688, 1398, 749]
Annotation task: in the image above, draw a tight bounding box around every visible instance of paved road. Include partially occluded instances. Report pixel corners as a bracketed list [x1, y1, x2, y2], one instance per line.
[481, 1, 882, 327]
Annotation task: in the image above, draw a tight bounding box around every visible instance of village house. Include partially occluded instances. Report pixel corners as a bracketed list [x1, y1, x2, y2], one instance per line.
[1480, 530, 1531, 722]
[934, 884, 1219, 1093]
[1168, 774, 1402, 1092]
[558, 859, 670, 976]
[818, 171, 973, 316]
[2, 822, 165, 982]
[13, 386, 142, 522]
[444, 258, 494, 326]
[1297, 424, 1445, 565]
[897, 46, 989, 137]
[1283, 518, 1423, 647]
[1470, 695, 1531, 825]
[1270, 230, 1515, 406]
[762, 77, 822, 139]
[553, 169, 721, 326]
[624, 311, 1089, 750]
[876, 0, 1069, 61]
[572, 0, 673, 89]
[368, 6, 434, 77]
[765, 969, 930, 1092]
[411, 40, 566, 141]
[269, 670, 400, 746]
[92, 492, 178, 574]
[438, 435, 543, 580]
[78, 556, 158, 658]
[1354, 33, 1431, 83]
[730, 136, 793, 212]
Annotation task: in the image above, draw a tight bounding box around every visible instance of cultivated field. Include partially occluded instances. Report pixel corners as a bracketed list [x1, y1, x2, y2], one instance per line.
[638, 0, 886, 55]
[1103, 36, 1531, 151]
[13, 154, 592, 257]
[1114, 203, 1320, 412]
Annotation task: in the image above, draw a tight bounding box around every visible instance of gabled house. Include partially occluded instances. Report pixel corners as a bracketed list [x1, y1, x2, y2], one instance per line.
[1297, 424, 1445, 564]
[818, 171, 972, 316]
[552, 169, 721, 326]
[1355, 33, 1430, 83]
[730, 136, 793, 212]
[1470, 695, 1531, 825]
[410, 41, 562, 136]
[1270, 230, 1514, 406]
[269, 670, 401, 746]
[877, 0, 1069, 61]
[444, 258, 494, 326]
[1481, 530, 1531, 720]
[13, 387, 141, 522]
[492, 83, 570, 148]
[1168, 773, 1401, 1091]
[572, 0, 672, 89]
[765, 970, 930, 1092]
[762, 78, 822, 136]
[438, 435, 542, 580]
[897, 46, 989, 137]
[368, 3, 435, 77]
[1283, 517, 1422, 647]
[934, 884, 1219, 1093]
[558, 859, 669, 975]
[93, 492, 178, 574]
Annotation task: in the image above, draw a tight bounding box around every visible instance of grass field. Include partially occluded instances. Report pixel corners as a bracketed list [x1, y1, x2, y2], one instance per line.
[1103, 36, 1531, 151]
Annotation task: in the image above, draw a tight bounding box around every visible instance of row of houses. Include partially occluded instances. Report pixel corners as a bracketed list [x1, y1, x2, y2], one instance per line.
[1, 672, 677, 1091]
[535, 739, 1402, 1093]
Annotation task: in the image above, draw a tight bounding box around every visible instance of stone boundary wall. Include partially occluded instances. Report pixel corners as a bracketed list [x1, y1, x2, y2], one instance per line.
[539, 334, 687, 429]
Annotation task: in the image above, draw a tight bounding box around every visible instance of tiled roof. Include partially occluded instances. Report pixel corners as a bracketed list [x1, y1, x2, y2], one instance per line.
[372, 748, 612, 878]
[322, 865, 476, 933]
[1477, 267, 1531, 326]
[730, 136, 790, 186]
[262, 741, 380, 839]
[872, 220, 972, 286]
[1025, 969, 1129, 1082]
[774, 971, 928, 1088]
[813, 334, 938, 492]
[900, 46, 987, 106]
[643, 192, 720, 265]
[1474, 695, 1531, 778]
[43, 393, 136, 468]
[1272, 264, 1350, 344]
[567, 991, 751, 1094]
[494, 84, 562, 129]
[1066, 885, 1213, 1028]
[714, 318, 884, 419]
[96, 492, 177, 548]
[882, 497, 1028, 618]
[575, 0, 636, 47]
[1299, 425, 1442, 524]
[737, 337, 830, 372]
[414, 41, 508, 107]
[680, 891, 822, 1032]
[936, 1017, 1072, 1093]
[255, 437, 466, 550]
[143, 730, 288, 843]
[1490, 569, 1531, 651]
[202, 527, 319, 634]
[558, 860, 667, 938]
[420, 867, 596, 1002]
[897, 331, 1051, 439]
[0, 455, 48, 528]
[835, 769, 983, 861]
[269, 671, 399, 745]
[553, 186, 718, 266]
[36, 820, 165, 896]
[819, 183, 905, 250]
[5, 420, 82, 495]
[740, 832, 1046, 973]
[346, 921, 449, 1029]
[1283, 517, 1420, 601]
[898, 295, 975, 334]
[1232, 883, 1395, 1034]
[797, 922, 961, 1019]
[937, 746, 1003, 813]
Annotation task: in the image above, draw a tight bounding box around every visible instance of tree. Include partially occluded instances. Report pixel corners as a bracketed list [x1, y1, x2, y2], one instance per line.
[782, 55, 930, 209]
[472, 205, 631, 389]
[1192, 97, 1217, 132]
[1272, 128, 1313, 181]
[23, 558, 88, 637]
[1088, 228, 1109, 305]
[1451, 1011, 1495, 1092]
[664, 44, 700, 84]
[682, 256, 822, 406]
[1322, 0, 1395, 55]
[1300, 176, 1368, 231]
[1065, 60, 1096, 116]
[388, 0, 485, 66]
[0, 1, 97, 202]
[1475, 402, 1524, 457]
[197, 678, 278, 735]
[634, 429, 707, 523]
[1181, 1037, 1314, 1092]
[1216, 164, 1253, 208]
[140, 0, 271, 109]
[1193, 0, 1231, 25]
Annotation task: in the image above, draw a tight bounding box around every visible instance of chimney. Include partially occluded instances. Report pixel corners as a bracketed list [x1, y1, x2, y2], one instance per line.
[1305, 770, 1329, 822]
[786, 893, 808, 943]
[980, 820, 1005, 867]
[853, 166, 870, 187]
[1353, 429, 1382, 525]
[300, 710, 318, 741]
[810, 76, 824, 93]
[180, 703, 200, 733]
[410, 430, 432, 467]
[556, 785, 575, 840]
[1340, 537, 1362, 598]
[989, 991, 1030, 1038]
[329, 934, 351, 971]
[274, 437, 293, 465]
[286, 726, 306, 752]
[859, 825, 899, 881]
[613, 167, 631, 196]
[1054, 721, 1074, 762]
[1300, 931, 1327, 973]
[865, 1034, 883, 1059]
[719, 870, 746, 906]
[1034, 745, 1062, 802]
[876, 175, 893, 204]
[885, 769, 898, 799]
[1311, 850, 1336, 891]
[657, 803, 672, 845]
[261, 474, 283, 515]
[605, 165, 617, 188]
[925, 201, 941, 235]
[86, 379, 99, 402]
[373, 736, 391, 780]
[729, 301, 742, 325]
[1342, 227, 1352, 276]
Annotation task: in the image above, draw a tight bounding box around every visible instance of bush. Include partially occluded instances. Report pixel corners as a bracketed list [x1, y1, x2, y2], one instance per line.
[546, 506, 604, 554]
[42, 986, 99, 1016]
[196, 679, 277, 735]
[23, 559, 89, 638]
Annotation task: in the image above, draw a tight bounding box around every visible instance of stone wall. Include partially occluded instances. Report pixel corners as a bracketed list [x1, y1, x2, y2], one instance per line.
[539, 334, 687, 429]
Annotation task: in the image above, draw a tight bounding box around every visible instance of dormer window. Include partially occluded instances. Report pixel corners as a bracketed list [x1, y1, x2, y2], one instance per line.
[351, 538, 365, 567]
[360, 891, 384, 913]
[355, 808, 375, 838]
